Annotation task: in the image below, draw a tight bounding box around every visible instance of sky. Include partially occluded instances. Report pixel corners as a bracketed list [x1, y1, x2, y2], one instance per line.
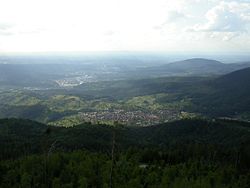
[0, 0, 250, 53]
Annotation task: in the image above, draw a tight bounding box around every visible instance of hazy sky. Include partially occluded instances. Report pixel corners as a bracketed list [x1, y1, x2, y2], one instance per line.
[0, 0, 250, 53]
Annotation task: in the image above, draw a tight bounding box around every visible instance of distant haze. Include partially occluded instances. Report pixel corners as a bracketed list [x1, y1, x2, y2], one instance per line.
[1, 52, 250, 64]
[0, 0, 250, 53]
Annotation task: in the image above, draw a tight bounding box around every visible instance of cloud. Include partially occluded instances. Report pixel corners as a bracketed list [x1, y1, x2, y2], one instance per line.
[0, 22, 44, 36]
[191, 1, 250, 32]
[153, 9, 188, 31]
[222, 32, 239, 41]
[0, 23, 12, 30]
[165, 10, 186, 22]
[103, 30, 116, 36]
[0, 23, 14, 35]
[208, 31, 240, 41]
[0, 0, 250, 52]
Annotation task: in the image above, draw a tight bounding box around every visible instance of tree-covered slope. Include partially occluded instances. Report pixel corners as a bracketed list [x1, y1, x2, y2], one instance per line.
[1, 118, 250, 187]
[1, 118, 250, 159]
[214, 67, 250, 91]
[191, 67, 250, 116]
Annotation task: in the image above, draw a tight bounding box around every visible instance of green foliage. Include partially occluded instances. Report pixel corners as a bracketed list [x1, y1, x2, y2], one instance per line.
[1, 150, 250, 188]
[1, 118, 250, 163]
[0, 118, 250, 187]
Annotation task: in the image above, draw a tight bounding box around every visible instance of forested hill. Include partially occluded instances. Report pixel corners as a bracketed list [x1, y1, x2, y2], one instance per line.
[1, 118, 250, 159]
[140, 58, 250, 76]
[157, 58, 227, 74]
[214, 67, 250, 90]
[74, 67, 250, 118]
[192, 67, 250, 116]
[1, 118, 250, 187]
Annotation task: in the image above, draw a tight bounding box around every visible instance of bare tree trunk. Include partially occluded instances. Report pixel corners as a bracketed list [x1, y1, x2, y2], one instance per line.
[109, 129, 116, 188]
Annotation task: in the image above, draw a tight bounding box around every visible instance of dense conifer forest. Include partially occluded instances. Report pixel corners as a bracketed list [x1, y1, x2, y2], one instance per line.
[0, 118, 250, 187]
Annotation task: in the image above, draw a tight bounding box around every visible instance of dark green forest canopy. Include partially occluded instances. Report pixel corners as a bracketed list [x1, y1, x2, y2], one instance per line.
[1, 118, 250, 188]
[1, 118, 250, 159]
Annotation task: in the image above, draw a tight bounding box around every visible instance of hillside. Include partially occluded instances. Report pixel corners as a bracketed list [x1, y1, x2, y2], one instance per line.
[1, 118, 250, 159]
[75, 67, 250, 119]
[0, 66, 250, 126]
[191, 67, 250, 117]
[165, 58, 227, 73]
[0, 67, 250, 126]
[1, 58, 250, 89]
[1, 118, 250, 187]
[143, 58, 234, 76]
[214, 67, 250, 90]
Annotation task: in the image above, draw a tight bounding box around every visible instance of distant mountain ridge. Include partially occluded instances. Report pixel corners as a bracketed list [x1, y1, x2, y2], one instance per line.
[166, 58, 227, 74]
[0, 57, 250, 88]
[144, 58, 250, 76]
[171, 58, 224, 66]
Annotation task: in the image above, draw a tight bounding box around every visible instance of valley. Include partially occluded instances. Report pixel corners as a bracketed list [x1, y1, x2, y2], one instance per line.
[0, 64, 249, 126]
[0, 55, 250, 188]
